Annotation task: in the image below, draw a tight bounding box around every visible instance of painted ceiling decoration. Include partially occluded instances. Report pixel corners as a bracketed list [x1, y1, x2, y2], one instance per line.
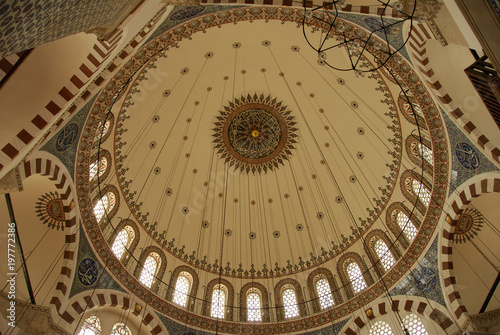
[35, 191, 65, 230]
[73, 5, 451, 333]
[454, 207, 484, 244]
[212, 94, 298, 173]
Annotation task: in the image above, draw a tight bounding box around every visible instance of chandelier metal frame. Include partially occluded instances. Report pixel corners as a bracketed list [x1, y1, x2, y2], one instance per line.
[302, 0, 421, 73]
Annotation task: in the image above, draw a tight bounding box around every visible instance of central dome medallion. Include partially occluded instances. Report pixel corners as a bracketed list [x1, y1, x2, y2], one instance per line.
[213, 94, 298, 173]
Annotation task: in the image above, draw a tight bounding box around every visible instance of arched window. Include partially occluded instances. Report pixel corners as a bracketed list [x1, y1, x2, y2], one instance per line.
[211, 284, 228, 319]
[410, 141, 433, 164]
[417, 143, 433, 166]
[246, 287, 262, 322]
[405, 100, 424, 117]
[78, 316, 101, 335]
[281, 284, 299, 319]
[110, 323, 131, 335]
[405, 177, 431, 207]
[139, 252, 161, 288]
[394, 211, 418, 242]
[93, 192, 116, 222]
[372, 238, 396, 271]
[112, 226, 135, 260]
[402, 314, 429, 335]
[173, 271, 193, 307]
[240, 283, 269, 322]
[89, 156, 108, 181]
[346, 260, 367, 294]
[94, 119, 111, 143]
[369, 321, 393, 335]
[315, 276, 334, 310]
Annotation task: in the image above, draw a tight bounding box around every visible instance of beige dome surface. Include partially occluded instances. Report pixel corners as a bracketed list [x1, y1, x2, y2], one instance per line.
[114, 19, 402, 275]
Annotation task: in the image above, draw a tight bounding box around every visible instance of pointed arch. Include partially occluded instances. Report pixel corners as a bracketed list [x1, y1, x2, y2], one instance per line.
[440, 174, 500, 328]
[17, 154, 79, 319]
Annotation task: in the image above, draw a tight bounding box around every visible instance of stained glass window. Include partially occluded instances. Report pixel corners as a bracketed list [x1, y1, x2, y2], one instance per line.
[369, 321, 393, 335]
[94, 120, 111, 143]
[346, 261, 367, 294]
[373, 238, 395, 271]
[315, 277, 334, 310]
[93, 192, 116, 222]
[110, 323, 131, 335]
[139, 252, 161, 288]
[403, 98, 424, 118]
[173, 271, 193, 307]
[210, 284, 227, 319]
[282, 285, 299, 319]
[246, 288, 262, 322]
[89, 156, 108, 181]
[78, 316, 101, 335]
[112, 226, 135, 260]
[402, 314, 429, 335]
[395, 211, 418, 242]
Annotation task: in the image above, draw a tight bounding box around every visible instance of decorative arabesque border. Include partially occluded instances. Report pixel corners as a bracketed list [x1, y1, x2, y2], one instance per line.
[75, 6, 449, 333]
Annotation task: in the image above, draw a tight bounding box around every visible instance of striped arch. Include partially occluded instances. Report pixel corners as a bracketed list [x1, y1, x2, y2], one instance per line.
[440, 173, 500, 328]
[16, 153, 80, 325]
[64, 290, 166, 334]
[201, 0, 403, 17]
[406, 22, 500, 166]
[340, 295, 458, 335]
[0, 31, 123, 174]
[0, 4, 169, 176]
[29, 9, 169, 321]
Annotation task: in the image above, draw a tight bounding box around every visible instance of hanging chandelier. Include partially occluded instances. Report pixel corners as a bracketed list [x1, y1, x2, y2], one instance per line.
[302, 0, 425, 74]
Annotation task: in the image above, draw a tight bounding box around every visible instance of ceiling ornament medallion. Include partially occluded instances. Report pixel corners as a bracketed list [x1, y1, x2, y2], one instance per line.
[212, 94, 298, 173]
[454, 207, 484, 244]
[35, 191, 65, 230]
